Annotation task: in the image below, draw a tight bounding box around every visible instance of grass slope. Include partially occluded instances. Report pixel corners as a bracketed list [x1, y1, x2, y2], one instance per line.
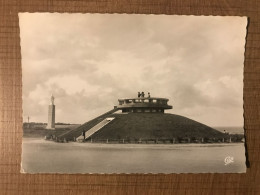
[91, 113, 225, 140]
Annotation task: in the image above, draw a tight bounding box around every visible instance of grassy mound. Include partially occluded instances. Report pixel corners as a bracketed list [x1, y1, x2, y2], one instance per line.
[90, 113, 224, 140]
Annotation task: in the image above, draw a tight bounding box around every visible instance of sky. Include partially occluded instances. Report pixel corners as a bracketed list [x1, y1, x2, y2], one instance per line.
[19, 13, 247, 127]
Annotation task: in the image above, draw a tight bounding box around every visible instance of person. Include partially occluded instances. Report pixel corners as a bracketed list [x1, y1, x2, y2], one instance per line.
[82, 131, 86, 139]
[148, 92, 150, 98]
[224, 130, 229, 135]
[141, 91, 145, 97]
[138, 92, 141, 98]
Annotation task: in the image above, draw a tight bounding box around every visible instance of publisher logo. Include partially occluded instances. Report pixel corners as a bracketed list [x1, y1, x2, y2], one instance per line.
[224, 156, 234, 165]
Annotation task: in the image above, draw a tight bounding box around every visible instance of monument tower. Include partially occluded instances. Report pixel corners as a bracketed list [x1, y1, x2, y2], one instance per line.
[47, 94, 55, 129]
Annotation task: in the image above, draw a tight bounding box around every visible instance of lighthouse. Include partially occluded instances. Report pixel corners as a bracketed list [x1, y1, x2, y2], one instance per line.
[46, 94, 55, 129]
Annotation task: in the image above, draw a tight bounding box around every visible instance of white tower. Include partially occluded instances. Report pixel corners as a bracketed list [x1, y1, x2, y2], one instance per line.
[47, 94, 55, 129]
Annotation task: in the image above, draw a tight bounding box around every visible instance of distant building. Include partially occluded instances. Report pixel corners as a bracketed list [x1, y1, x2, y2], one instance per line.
[46, 94, 55, 129]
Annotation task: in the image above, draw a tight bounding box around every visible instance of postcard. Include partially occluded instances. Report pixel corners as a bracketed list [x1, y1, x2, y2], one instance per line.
[19, 13, 247, 173]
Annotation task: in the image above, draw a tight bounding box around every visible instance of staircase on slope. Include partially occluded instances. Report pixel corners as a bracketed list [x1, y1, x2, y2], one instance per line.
[57, 108, 119, 141]
[76, 117, 115, 142]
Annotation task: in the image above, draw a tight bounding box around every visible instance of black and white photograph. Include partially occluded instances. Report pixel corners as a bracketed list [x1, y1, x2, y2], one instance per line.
[20, 13, 247, 173]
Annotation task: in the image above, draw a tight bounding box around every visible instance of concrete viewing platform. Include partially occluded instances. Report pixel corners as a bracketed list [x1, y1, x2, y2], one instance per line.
[117, 97, 172, 113]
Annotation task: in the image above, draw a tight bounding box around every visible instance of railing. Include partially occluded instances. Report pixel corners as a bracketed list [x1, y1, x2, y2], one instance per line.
[81, 137, 242, 144]
[118, 98, 169, 106]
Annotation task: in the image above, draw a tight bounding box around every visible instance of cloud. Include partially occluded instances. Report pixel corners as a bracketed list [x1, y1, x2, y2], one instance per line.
[19, 13, 247, 126]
